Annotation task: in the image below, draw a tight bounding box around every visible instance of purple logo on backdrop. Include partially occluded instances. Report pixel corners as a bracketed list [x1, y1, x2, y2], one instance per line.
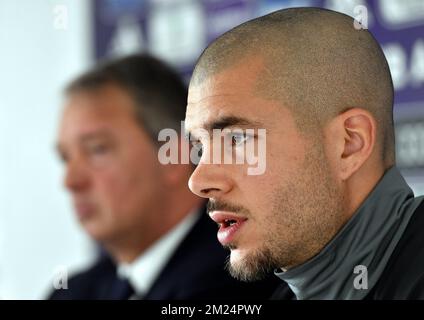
[94, 0, 424, 184]
[319, 0, 424, 106]
[94, 0, 424, 105]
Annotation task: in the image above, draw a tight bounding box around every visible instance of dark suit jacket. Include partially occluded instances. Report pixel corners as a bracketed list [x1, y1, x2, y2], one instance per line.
[49, 210, 285, 300]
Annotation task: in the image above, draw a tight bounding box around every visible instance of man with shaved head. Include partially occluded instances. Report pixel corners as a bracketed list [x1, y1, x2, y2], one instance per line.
[185, 7, 424, 299]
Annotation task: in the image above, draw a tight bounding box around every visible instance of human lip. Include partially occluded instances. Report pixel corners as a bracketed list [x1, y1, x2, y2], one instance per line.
[209, 211, 248, 246]
[74, 201, 96, 219]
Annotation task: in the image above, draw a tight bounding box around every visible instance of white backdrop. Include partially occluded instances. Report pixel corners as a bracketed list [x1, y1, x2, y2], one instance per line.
[0, 0, 95, 299]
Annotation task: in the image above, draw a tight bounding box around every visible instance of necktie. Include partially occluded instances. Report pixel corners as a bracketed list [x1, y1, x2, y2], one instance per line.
[110, 277, 136, 299]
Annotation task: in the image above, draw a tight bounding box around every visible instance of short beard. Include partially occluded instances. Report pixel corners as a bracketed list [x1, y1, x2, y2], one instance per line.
[224, 245, 280, 282]
[224, 138, 344, 281]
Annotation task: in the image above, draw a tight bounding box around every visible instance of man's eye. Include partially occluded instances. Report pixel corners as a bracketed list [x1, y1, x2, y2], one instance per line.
[230, 133, 248, 146]
[191, 141, 204, 155]
[59, 153, 68, 164]
[88, 143, 109, 155]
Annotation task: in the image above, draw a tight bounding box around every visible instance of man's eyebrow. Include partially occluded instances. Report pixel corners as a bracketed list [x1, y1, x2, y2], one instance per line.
[78, 130, 114, 143]
[56, 130, 113, 152]
[206, 116, 262, 131]
[186, 116, 262, 139]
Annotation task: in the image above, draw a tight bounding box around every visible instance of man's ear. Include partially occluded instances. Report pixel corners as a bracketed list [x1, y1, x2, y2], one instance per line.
[326, 108, 377, 181]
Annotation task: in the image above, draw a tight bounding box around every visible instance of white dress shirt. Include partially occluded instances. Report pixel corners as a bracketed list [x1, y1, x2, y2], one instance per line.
[117, 208, 201, 297]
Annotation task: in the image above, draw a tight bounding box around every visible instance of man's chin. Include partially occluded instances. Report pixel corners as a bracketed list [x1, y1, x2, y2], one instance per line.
[225, 243, 256, 264]
[228, 246, 246, 261]
[225, 246, 279, 282]
[82, 222, 112, 243]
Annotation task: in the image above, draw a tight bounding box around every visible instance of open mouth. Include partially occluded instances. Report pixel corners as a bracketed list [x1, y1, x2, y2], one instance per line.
[209, 212, 248, 245]
[222, 219, 238, 227]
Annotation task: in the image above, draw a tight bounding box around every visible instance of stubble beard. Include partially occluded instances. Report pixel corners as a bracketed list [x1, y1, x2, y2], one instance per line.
[225, 143, 345, 281]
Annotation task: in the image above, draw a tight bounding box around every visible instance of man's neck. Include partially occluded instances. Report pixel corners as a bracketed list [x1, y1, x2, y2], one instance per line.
[106, 193, 205, 264]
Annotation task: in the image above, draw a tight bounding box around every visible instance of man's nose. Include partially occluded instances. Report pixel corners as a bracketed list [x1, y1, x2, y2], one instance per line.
[64, 158, 90, 192]
[188, 162, 233, 199]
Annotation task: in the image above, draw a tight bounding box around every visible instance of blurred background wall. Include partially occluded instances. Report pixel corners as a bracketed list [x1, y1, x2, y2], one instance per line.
[0, 0, 423, 299]
[0, 0, 94, 299]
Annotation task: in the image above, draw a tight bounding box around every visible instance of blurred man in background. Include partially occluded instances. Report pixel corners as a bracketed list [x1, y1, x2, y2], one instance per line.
[185, 8, 424, 299]
[50, 54, 282, 299]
